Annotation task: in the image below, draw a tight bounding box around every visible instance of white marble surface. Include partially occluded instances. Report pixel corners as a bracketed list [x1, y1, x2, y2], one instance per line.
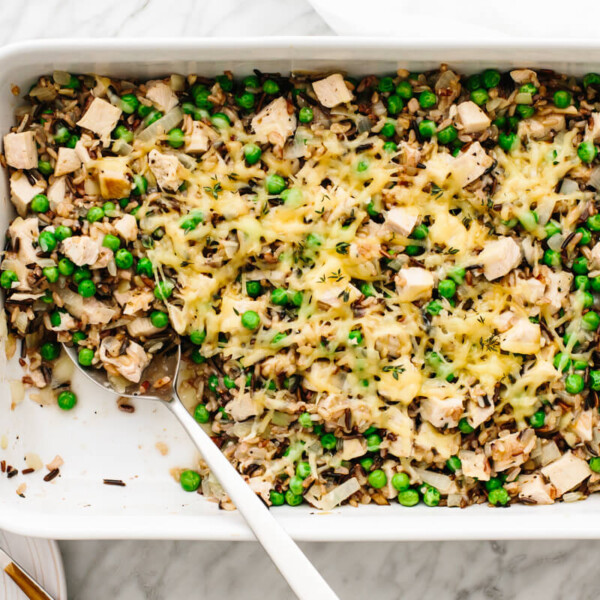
[1, 1, 598, 598]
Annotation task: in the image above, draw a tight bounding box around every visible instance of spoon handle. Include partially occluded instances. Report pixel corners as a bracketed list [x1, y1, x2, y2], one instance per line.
[168, 398, 339, 600]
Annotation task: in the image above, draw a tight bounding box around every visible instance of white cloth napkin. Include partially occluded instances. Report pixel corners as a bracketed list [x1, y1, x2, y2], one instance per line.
[308, 0, 598, 38]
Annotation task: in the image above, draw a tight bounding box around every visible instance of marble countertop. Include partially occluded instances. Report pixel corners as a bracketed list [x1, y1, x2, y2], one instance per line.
[2, 1, 598, 598]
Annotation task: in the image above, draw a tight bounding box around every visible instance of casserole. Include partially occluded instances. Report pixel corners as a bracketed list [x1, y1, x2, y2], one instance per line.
[3, 37, 600, 540]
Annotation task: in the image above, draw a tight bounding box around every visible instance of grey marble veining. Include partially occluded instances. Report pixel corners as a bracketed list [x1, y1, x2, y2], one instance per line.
[1, 0, 597, 598]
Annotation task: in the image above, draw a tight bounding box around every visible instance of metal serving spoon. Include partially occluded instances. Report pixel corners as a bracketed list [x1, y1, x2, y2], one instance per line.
[62, 343, 338, 600]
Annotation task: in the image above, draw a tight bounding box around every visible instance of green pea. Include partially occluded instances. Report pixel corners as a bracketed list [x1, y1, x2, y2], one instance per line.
[544, 220, 561, 239]
[446, 456, 462, 473]
[587, 214, 600, 232]
[38, 231, 57, 253]
[320, 433, 337, 450]
[298, 412, 313, 428]
[380, 121, 396, 138]
[366, 434, 382, 452]
[383, 141, 398, 153]
[271, 288, 288, 306]
[72, 267, 90, 285]
[266, 173, 286, 195]
[395, 81, 413, 99]
[281, 188, 302, 206]
[71, 331, 86, 345]
[486, 477, 503, 492]
[398, 489, 420, 507]
[208, 375, 219, 392]
[518, 210, 538, 232]
[215, 75, 233, 92]
[543, 249, 561, 268]
[285, 490, 303, 506]
[120, 93, 140, 114]
[376, 76, 394, 93]
[66, 134, 79, 149]
[493, 115, 507, 130]
[386, 94, 403, 115]
[356, 158, 369, 173]
[241, 310, 260, 330]
[102, 234, 121, 252]
[288, 476, 304, 496]
[57, 390, 77, 410]
[211, 112, 231, 129]
[180, 470, 201, 492]
[43, 266, 59, 283]
[154, 280, 174, 301]
[298, 106, 314, 123]
[55, 225, 73, 241]
[426, 300, 443, 315]
[189, 330, 207, 345]
[360, 282, 376, 297]
[553, 90, 572, 109]
[150, 310, 169, 328]
[193, 403, 210, 424]
[37, 160, 53, 176]
[488, 488, 509, 506]
[422, 485, 440, 507]
[418, 119, 437, 138]
[360, 457, 374, 472]
[391, 472, 410, 492]
[190, 348, 205, 364]
[167, 127, 185, 149]
[131, 174, 148, 197]
[296, 461, 311, 480]
[144, 110, 163, 127]
[113, 124, 133, 143]
[367, 469, 387, 489]
[192, 88, 213, 110]
[246, 281, 263, 298]
[573, 359, 588, 371]
[576, 227, 591, 246]
[54, 125, 70, 144]
[0, 270, 18, 289]
[348, 330, 363, 345]
[115, 249, 133, 269]
[529, 410, 545, 428]
[438, 278, 456, 299]
[516, 104, 535, 119]
[418, 90, 437, 109]
[86, 206, 104, 223]
[236, 92, 255, 110]
[77, 279, 95, 298]
[243, 75, 260, 89]
[580, 290, 594, 307]
[519, 83, 538, 95]
[77, 347, 94, 366]
[553, 352, 572, 372]
[565, 373, 585, 394]
[578, 141, 598, 164]
[584, 73, 600, 88]
[589, 370, 600, 391]
[243, 143, 262, 165]
[582, 311, 600, 330]
[270, 490, 285, 506]
[498, 132, 519, 152]
[458, 417, 474, 434]
[573, 256, 589, 275]
[482, 69, 501, 89]
[437, 125, 458, 145]
[590, 457, 600, 473]
[136, 257, 153, 277]
[470, 88, 489, 106]
[40, 341, 60, 361]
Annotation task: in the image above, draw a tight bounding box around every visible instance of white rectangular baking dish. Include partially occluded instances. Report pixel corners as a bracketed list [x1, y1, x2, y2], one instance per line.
[2, 37, 600, 541]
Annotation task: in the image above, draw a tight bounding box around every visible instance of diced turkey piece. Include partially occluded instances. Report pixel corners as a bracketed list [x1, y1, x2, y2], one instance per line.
[54, 147, 82, 177]
[513, 277, 545, 304]
[450, 142, 494, 187]
[312, 74, 353, 108]
[8, 217, 39, 264]
[541, 451, 591, 497]
[76, 98, 122, 144]
[61, 288, 117, 325]
[126, 317, 164, 338]
[146, 81, 178, 113]
[487, 429, 536, 472]
[467, 397, 495, 428]
[456, 101, 491, 133]
[4, 131, 38, 170]
[478, 237, 522, 281]
[185, 121, 216, 154]
[114, 214, 138, 242]
[510, 69, 540, 87]
[9, 172, 45, 216]
[586, 113, 600, 141]
[500, 319, 541, 354]
[225, 392, 259, 421]
[61, 236, 100, 266]
[540, 267, 572, 313]
[590, 242, 600, 269]
[74, 137, 92, 165]
[386, 207, 418, 237]
[571, 410, 593, 442]
[91, 247, 113, 270]
[99, 336, 150, 383]
[518, 474, 555, 505]
[251, 97, 297, 147]
[420, 394, 464, 428]
[518, 114, 565, 140]
[47, 176, 66, 210]
[494, 310, 516, 333]
[415, 423, 460, 461]
[115, 289, 155, 316]
[395, 267, 434, 302]
[458, 450, 491, 481]
[148, 149, 184, 191]
[341, 438, 367, 460]
[96, 157, 132, 199]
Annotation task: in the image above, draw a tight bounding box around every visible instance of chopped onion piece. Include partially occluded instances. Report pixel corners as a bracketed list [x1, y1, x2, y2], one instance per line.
[112, 139, 133, 156]
[356, 115, 372, 134]
[318, 477, 360, 511]
[137, 107, 183, 143]
[170, 74, 186, 92]
[515, 92, 533, 105]
[559, 178, 579, 195]
[589, 167, 600, 190]
[372, 100, 386, 117]
[29, 85, 57, 102]
[414, 468, 453, 494]
[53, 71, 71, 86]
[547, 233, 564, 252]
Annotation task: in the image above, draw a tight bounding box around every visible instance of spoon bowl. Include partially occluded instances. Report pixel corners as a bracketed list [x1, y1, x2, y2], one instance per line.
[61, 342, 338, 600]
